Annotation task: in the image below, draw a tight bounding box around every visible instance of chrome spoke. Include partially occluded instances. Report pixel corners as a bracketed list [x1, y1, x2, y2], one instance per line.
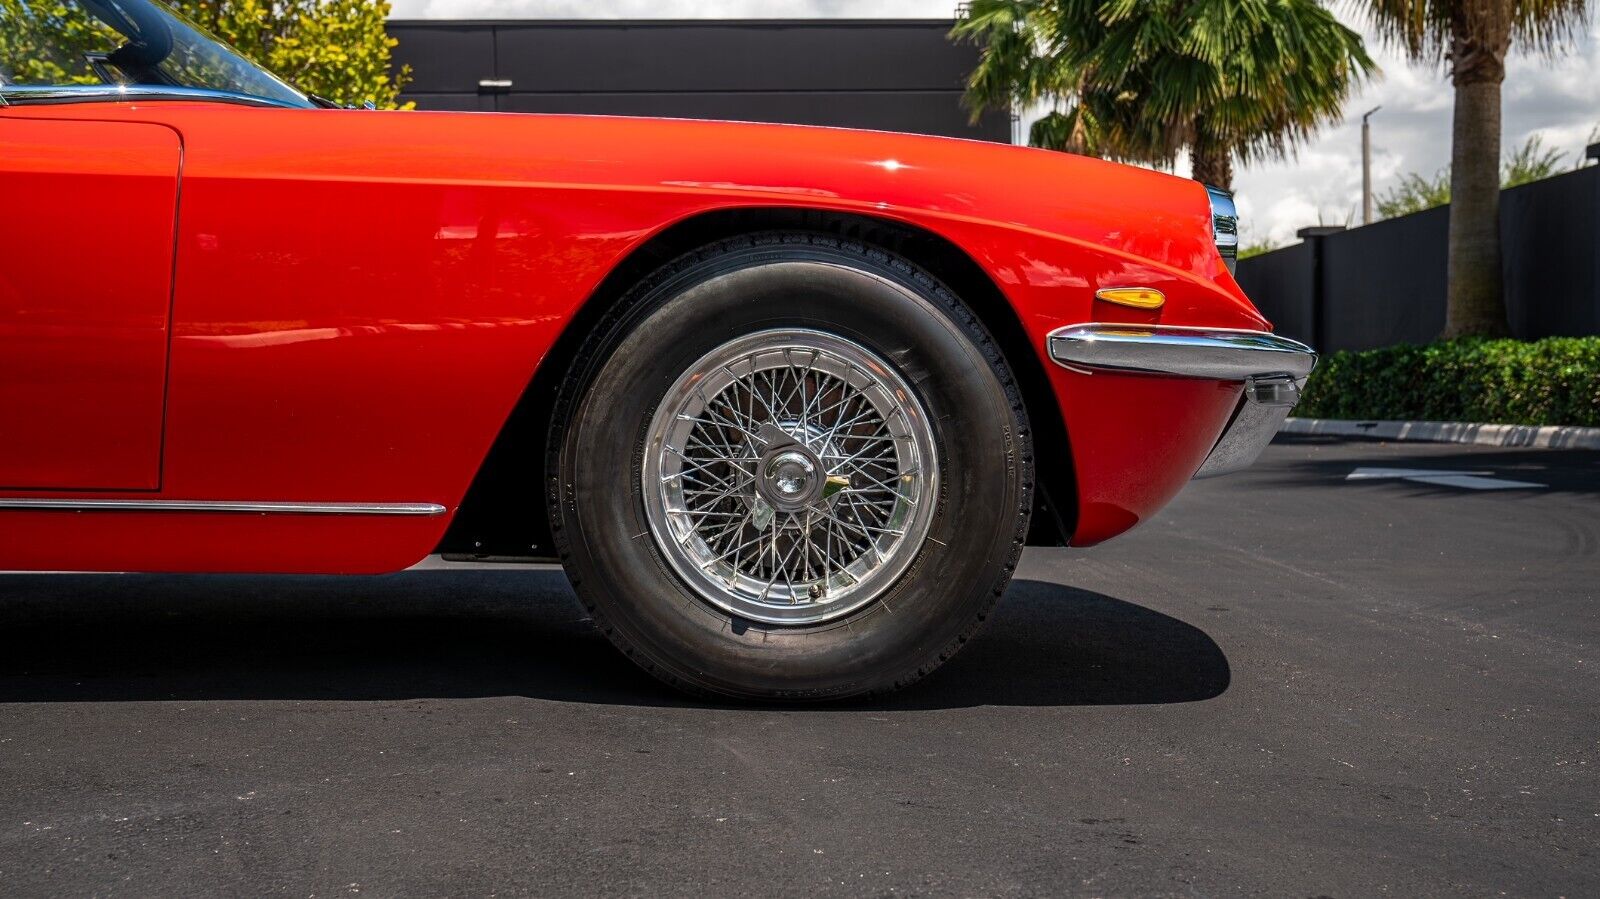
[642, 329, 938, 626]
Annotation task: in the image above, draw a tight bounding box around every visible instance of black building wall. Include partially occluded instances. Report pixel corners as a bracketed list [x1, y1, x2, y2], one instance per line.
[388, 19, 1012, 142]
[1236, 164, 1600, 351]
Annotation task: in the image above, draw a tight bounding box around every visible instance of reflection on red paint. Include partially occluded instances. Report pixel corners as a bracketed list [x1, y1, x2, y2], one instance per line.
[0, 102, 1267, 571]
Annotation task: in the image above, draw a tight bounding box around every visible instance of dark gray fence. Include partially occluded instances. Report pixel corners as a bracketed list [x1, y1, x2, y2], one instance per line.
[388, 19, 1012, 143]
[1236, 164, 1600, 351]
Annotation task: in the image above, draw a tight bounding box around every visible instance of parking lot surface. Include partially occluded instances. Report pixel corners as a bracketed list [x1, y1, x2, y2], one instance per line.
[0, 435, 1596, 896]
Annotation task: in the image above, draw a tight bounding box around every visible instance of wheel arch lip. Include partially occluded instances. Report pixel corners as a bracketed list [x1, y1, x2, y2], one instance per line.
[437, 206, 1084, 557]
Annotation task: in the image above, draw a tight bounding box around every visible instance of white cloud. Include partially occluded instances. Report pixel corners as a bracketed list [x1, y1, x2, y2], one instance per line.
[390, 0, 1599, 247]
[1232, 9, 1599, 245]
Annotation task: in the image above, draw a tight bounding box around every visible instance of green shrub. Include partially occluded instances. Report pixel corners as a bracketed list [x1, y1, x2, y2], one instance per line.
[1297, 337, 1600, 427]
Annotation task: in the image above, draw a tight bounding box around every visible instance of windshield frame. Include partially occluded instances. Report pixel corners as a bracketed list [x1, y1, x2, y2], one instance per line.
[0, 0, 318, 109]
[0, 83, 311, 109]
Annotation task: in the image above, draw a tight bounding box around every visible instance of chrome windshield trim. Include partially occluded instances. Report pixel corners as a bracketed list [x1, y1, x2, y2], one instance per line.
[0, 84, 303, 109]
[0, 499, 446, 515]
[1047, 324, 1316, 381]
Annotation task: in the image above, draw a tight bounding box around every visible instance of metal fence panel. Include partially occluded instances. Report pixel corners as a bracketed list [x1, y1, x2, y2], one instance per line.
[1237, 165, 1599, 351]
[1237, 241, 1315, 343]
[1318, 206, 1448, 350]
[1502, 165, 1600, 338]
[488, 21, 984, 93]
[388, 20, 1011, 143]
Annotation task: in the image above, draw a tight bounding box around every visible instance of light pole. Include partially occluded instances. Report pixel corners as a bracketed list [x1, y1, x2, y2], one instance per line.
[1362, 106, 1382, 224]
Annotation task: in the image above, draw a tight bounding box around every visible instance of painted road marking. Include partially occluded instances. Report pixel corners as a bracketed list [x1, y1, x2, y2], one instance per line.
[1346, 467, 1547, 490]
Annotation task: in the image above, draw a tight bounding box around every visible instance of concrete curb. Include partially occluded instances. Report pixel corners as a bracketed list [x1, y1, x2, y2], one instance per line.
[1282, 417, 1600, 450]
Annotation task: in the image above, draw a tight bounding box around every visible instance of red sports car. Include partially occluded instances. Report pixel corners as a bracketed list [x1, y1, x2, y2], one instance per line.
[0, 0, 1314, 699]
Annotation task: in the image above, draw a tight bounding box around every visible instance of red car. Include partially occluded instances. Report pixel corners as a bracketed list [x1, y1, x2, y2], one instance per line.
[0, 0, 1314, 700]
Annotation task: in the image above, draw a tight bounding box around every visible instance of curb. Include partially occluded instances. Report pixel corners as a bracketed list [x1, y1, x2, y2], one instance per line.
[1282, 417, 1600, 450]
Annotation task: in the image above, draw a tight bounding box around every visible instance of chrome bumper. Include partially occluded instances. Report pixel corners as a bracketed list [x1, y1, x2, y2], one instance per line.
[1046, 324, 1317, 479]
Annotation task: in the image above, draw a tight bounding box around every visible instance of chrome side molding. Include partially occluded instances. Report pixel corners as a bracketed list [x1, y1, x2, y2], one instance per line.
[1046, 324, 1316, 381]
[0, 499, 446, 515]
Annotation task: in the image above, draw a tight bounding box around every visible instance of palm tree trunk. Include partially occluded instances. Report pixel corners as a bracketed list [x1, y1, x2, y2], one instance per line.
[1443, 16, 1512, 338]
[1444, 77, 1510, 337]
[1190, 127, 1234, 190]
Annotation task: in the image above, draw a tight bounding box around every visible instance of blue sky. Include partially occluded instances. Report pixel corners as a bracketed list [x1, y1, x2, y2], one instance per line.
[388, 0, 1599, 244]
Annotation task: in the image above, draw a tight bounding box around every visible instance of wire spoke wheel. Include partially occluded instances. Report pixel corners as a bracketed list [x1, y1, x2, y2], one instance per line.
[557, 239, 1030, 699]
[643, 328, 938, 625]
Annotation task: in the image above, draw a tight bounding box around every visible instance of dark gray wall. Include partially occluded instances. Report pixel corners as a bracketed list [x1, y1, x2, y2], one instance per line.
[1237, 164, 1600, 351]
[388, 19, 1012, 142]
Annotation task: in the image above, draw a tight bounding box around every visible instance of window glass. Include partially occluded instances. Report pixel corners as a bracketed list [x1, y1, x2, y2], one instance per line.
[0, 0, 122, 85]
[0, 0, 313, 107]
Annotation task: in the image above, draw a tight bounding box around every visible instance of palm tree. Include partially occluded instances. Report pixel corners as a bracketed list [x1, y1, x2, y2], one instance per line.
[954, 0, 1375, 191]
[1358, 0, 1588, 337]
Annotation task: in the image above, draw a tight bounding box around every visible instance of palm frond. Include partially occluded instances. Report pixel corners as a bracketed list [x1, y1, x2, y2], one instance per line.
[1350, 0, 1588, 64]
[955, 0, 1378, 182]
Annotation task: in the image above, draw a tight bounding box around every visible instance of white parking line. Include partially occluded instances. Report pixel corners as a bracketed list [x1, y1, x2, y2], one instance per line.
[1346, 467, 1547, 490]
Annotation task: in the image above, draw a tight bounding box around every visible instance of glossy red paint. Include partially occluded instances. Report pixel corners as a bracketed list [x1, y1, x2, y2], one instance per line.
[0, 118, 179, 490]
[0, 103, 1270, 571]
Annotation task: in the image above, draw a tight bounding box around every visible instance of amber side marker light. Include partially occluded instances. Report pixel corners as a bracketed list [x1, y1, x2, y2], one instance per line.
[1094, 287, 1166, 310]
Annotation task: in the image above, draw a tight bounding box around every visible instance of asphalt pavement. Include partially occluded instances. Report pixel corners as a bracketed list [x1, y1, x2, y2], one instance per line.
[0, 435, 1595, 896]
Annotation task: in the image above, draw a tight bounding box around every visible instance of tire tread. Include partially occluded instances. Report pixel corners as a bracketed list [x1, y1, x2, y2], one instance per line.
[547, 232, 1034, 701]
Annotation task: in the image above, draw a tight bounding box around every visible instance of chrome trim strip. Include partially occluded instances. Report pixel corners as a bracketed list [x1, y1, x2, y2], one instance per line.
[1047, 324, 1317, 381]
[0, 84, 303, 109]
[1192, 389, 1294, 479]
[0, 499, 446, 515]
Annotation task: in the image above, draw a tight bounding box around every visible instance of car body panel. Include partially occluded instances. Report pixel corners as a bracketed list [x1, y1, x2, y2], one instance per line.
[0, 103, 1269, 571]
[0, 117, 180, 491]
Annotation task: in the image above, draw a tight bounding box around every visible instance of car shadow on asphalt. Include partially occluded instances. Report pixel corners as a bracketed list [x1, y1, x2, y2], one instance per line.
[0, 571, 1229, 710]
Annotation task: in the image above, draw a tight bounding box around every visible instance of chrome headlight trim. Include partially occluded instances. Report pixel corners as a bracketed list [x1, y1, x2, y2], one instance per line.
[1207, 185, 1239, 275]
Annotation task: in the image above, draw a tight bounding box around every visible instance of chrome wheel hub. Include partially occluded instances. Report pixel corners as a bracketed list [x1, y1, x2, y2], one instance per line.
[762, 448, 819, 509]
[642, 329, 939, 626]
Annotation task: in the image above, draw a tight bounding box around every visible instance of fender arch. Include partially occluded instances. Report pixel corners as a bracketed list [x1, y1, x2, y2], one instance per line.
[434, 207, 1075, 559]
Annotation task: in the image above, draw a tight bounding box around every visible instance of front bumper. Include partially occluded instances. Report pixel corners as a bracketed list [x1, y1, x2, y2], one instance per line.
[1046, 324, 1317, 478]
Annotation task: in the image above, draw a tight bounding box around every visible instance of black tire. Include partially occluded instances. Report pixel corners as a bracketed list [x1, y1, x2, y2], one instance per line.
[549, 233, 1032, 701]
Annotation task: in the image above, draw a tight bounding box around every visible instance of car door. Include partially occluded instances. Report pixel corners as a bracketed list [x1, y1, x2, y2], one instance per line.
[0, 116, 180, 490]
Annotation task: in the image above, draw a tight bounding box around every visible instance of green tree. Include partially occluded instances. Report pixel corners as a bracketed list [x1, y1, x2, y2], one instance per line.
[0, 2, 101, 83]
[1357, 0, 1589, 337]
[1500, 133, 1565, 185]
[953, 0, 1376, 189]
[1376, 169, 1453, 216]
[180, 0, 409, 107]
[1377, 135, 1574, 217]
[1238, 239, 1284, 259]
[0, 0, 409, 108]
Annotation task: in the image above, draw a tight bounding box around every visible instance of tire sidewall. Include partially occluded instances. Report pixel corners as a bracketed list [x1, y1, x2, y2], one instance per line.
[556, 239, 1026, 699]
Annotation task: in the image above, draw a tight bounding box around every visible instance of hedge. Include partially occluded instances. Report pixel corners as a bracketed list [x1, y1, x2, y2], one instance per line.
[1296, 337, 1600, 428]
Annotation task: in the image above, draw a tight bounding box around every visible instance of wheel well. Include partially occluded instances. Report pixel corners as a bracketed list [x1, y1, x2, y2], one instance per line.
[434, 207, 1076, 559]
